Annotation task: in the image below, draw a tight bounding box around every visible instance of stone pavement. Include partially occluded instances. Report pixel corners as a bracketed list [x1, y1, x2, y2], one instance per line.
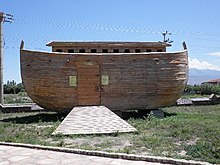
[0, 145, 166, 165]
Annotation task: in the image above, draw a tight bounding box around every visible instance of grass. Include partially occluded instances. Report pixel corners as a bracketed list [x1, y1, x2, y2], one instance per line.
[180, 93, 210, 99]
[129, 106, 220, 163]
[0, 105, 219, 164]
[3, 92, 33, 104]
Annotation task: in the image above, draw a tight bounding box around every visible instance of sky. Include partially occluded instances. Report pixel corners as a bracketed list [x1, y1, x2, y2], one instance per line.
[0, 0, 220, 83]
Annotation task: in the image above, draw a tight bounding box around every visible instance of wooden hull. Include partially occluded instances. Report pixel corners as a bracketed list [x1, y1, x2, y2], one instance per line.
[20, 48, 188, 111]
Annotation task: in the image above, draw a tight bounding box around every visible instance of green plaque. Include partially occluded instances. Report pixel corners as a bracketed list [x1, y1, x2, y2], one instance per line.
[69, 76, 77, 87]
[101, 75, 109, 85]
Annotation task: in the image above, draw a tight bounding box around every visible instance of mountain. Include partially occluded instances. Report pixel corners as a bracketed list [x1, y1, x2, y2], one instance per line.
[188, 68, 220, 85]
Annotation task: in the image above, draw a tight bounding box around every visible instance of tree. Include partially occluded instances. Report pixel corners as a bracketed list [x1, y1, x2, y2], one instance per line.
[185, 84, 220, 95]
[4, 80, 25, 94]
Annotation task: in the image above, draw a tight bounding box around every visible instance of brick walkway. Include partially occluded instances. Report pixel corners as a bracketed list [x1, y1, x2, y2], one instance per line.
[0, 145, 166, 165]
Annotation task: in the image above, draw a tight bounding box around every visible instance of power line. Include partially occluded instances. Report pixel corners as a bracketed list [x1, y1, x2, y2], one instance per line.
[2, 15, 220, 51]
[14, 16, 166, 35]
[14, 16, 220, 37]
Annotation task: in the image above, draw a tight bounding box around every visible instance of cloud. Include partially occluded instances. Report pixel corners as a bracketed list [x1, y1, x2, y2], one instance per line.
[189, 57, 220, 71]
[208, 52, 220, 57]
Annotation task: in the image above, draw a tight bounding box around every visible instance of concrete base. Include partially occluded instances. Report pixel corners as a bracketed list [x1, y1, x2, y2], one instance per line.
[0, 103, 43, 113]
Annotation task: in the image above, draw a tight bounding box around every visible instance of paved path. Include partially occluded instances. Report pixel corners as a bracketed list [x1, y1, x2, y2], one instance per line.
[53, 106, 136, 135]
[0, 145, 167, 165]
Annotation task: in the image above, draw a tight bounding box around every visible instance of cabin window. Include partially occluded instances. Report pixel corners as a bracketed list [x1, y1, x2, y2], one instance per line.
[79, 49, 86, 53]
[102, 49, 108, 53]
[124, 49, 130, 53]
[56, 49, 63, 52]
[157, 49, 162, 52]
[146, 49, 152, 52]
[68, 49, 74, 53]
[91, 49, 97, 53]
[135, 49, 141, 53]
[113, 49, 119, 53]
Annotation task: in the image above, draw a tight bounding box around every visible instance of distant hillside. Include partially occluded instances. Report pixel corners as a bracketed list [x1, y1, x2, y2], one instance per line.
[188, 68, 220, 85]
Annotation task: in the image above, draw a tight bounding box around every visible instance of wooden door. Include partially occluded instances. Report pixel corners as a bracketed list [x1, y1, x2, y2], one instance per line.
[77, 62, 100, 105]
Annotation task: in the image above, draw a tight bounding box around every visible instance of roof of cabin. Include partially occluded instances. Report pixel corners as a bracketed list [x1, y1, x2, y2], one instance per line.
[46, 41, 171, 47]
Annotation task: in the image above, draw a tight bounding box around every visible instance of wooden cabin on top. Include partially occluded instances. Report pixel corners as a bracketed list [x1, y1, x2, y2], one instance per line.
[46, 41, 171, 53]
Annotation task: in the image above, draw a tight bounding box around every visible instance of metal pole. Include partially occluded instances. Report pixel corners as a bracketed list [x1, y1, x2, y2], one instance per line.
[0, 12, 4, 104]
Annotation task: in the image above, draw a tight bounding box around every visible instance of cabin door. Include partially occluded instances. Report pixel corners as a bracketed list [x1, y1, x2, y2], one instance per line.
[77, 62, 101, 106]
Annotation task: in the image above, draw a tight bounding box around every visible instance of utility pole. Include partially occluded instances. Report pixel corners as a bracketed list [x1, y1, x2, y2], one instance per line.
[0, 12, 14, 104]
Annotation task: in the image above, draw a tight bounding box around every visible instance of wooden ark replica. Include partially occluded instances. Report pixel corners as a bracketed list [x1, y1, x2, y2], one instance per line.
[20, 41, 188, 111]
